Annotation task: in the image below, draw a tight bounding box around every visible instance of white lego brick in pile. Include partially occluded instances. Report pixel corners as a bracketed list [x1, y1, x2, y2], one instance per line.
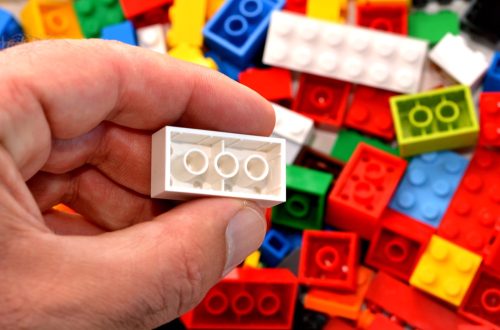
[137, 24, 167, 54]
[263, 11, 428, 94]
[272, 103, 314, 164]
[151, 126, 286, 207]
[429, 33, 489, 87]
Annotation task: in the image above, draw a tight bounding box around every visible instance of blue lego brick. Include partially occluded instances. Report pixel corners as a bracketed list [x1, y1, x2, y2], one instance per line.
[483, 52, 500, 92]
[203, 0, 286, 67]
[260, 228, 293, 267]
[205, 50, 247, 80]
[0, 8, 23, 49]
[101, 21, 137, 46]
[389, 151, 468, 228]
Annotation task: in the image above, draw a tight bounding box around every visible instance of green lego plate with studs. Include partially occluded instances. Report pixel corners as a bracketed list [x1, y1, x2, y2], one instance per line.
[272, 165, 333, 230]
[390, 85, 478, 157]
[409, 10, 459, 46]
[74, 0, 124, 38]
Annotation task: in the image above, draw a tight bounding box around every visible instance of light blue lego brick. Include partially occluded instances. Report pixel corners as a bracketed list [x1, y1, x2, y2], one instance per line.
[389, 151, 468, 228]
[260, 228, 293, 267]
[101, 21, 137, 46]
[0, 8, 23, 49]
[483, 52, 500, 92]
[203, 0, 285, 67]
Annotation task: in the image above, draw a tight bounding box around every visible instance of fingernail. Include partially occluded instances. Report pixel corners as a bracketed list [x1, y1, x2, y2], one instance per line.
[224, 203, 267, 276]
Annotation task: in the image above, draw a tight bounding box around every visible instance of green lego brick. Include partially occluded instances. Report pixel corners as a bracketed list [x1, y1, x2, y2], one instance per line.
[390, 85, 479, 157]
[330, 129, 399, 162]
[272, 165, 333, 230]
[409, 10, 459, 46]
[74, 0, 124, 38]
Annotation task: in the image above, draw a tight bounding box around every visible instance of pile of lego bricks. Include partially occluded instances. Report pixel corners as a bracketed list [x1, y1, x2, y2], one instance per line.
[2, 0, 500, 329]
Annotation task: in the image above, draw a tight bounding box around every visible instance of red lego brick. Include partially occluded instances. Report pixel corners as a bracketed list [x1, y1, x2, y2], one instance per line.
[182, 268, 298, 329]
[365, 209, 434, 281]
[365, 272, 474, 330]
[460, 267, 500, 329]
[284, 0, 307, 14]
[366, 314, 405, 330]
[293, 73, 352, 130]
[485, 234, 500, 273]
[479, 92, 500, 147]
[324, 318, 356, 330]
[326, 143, 407, 239]
[299, 230, 359, 291]
[238, 68, 292, 103]
[344, 85, 397, 141]
[131, 5, 170, 28]
[119, 0, 172, 19]
[437, 147, 500, 256]
[356, 4, 408, 35]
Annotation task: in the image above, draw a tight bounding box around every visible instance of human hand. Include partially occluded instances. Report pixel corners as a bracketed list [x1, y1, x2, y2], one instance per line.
[0, 40, 274, 329]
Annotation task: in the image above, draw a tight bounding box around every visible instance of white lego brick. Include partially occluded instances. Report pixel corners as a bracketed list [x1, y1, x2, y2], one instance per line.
[263, 11, 428, 94]
[272, 133, 302, 164]
[429, 33, 489, 87]
[272, 103, 314, 145]
[151, 126, 286, 207]
[137, 24, 167, 54]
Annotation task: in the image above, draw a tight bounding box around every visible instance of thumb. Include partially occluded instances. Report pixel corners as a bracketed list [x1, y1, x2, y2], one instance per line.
[102, 197, 267, 327]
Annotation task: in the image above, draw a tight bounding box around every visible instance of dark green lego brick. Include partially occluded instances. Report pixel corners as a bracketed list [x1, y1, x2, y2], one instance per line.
[330, 129, 398, 162]
[74, 0, 124, 38]
[272, 165, 333, 230]
[409, 10, 459, 46]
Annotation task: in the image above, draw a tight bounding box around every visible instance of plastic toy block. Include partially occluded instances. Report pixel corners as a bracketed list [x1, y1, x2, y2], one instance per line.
[271, 165, 332, 230]
[429, 33, 489, 87]
[307, 0, 342, 23]
[408, 10, 459, 46]
[484, 52, 500, 92]
[182, 268, 298, 329]
[206, 50, 247, 81]
[299, 230, 359, 291]
[366, 209, 434, 281]
[485, 236, 500, 274]
[74, 0, 124, 38]
[239, 68, 292, 102]
[356, 0, 410, 5]
[101, 20, 137, 45]
[273, 103, 314, 146]
[437, 147, 500, 256]
[327, 143, 407, 239]
[136, 24, 167, 54]
[203, 0, 286, 67]
[20, 0, 82, 40]
[167, 0, 206, 48]
[364, 314, 404, 330]
[284, 0, 307, 14]
[345, 85, 397, 141]
[276, 248, 301, 276]
[207, 0, 225, 19]
[390, 151, 468, 228]
[330, 129, 398, 163]
[365, 272, 474, 330]
[118, 0, 171, 19]
[461, 0, 500, 44]
[304, 266, 374, 319]
[243, 250, 261, 268]
[410, 235, 482, 306]
[0, 8, 23, 49]
[151, 126, 286, 208]
[260, 228, 293, 267]
[292, 73, 352, 130]
[324, 318, 357, 330]
[356, 4, 408, 35]
[294, 303, 331, 330]
[263, 11, 428, 94]
[390, 85, 479, 157]
[460, 267, 500, 328]
[168, 44, 218, 69]
[294, 146, 344, 185]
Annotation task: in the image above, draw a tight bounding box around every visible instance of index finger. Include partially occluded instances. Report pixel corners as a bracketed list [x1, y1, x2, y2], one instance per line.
[0, 39, 274, 178]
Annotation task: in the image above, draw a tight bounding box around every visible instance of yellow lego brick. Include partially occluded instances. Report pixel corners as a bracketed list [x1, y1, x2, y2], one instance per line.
[167, 0, 207, 48]
[356, 0, 411, 6]
[410, 235, 482, 306]
[243, 250, 261, 268]
[168, 44, 217, 70]
[206, 0, 225, 19]
[307, 0, 342, 22]
[21, 0, 83, 40]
